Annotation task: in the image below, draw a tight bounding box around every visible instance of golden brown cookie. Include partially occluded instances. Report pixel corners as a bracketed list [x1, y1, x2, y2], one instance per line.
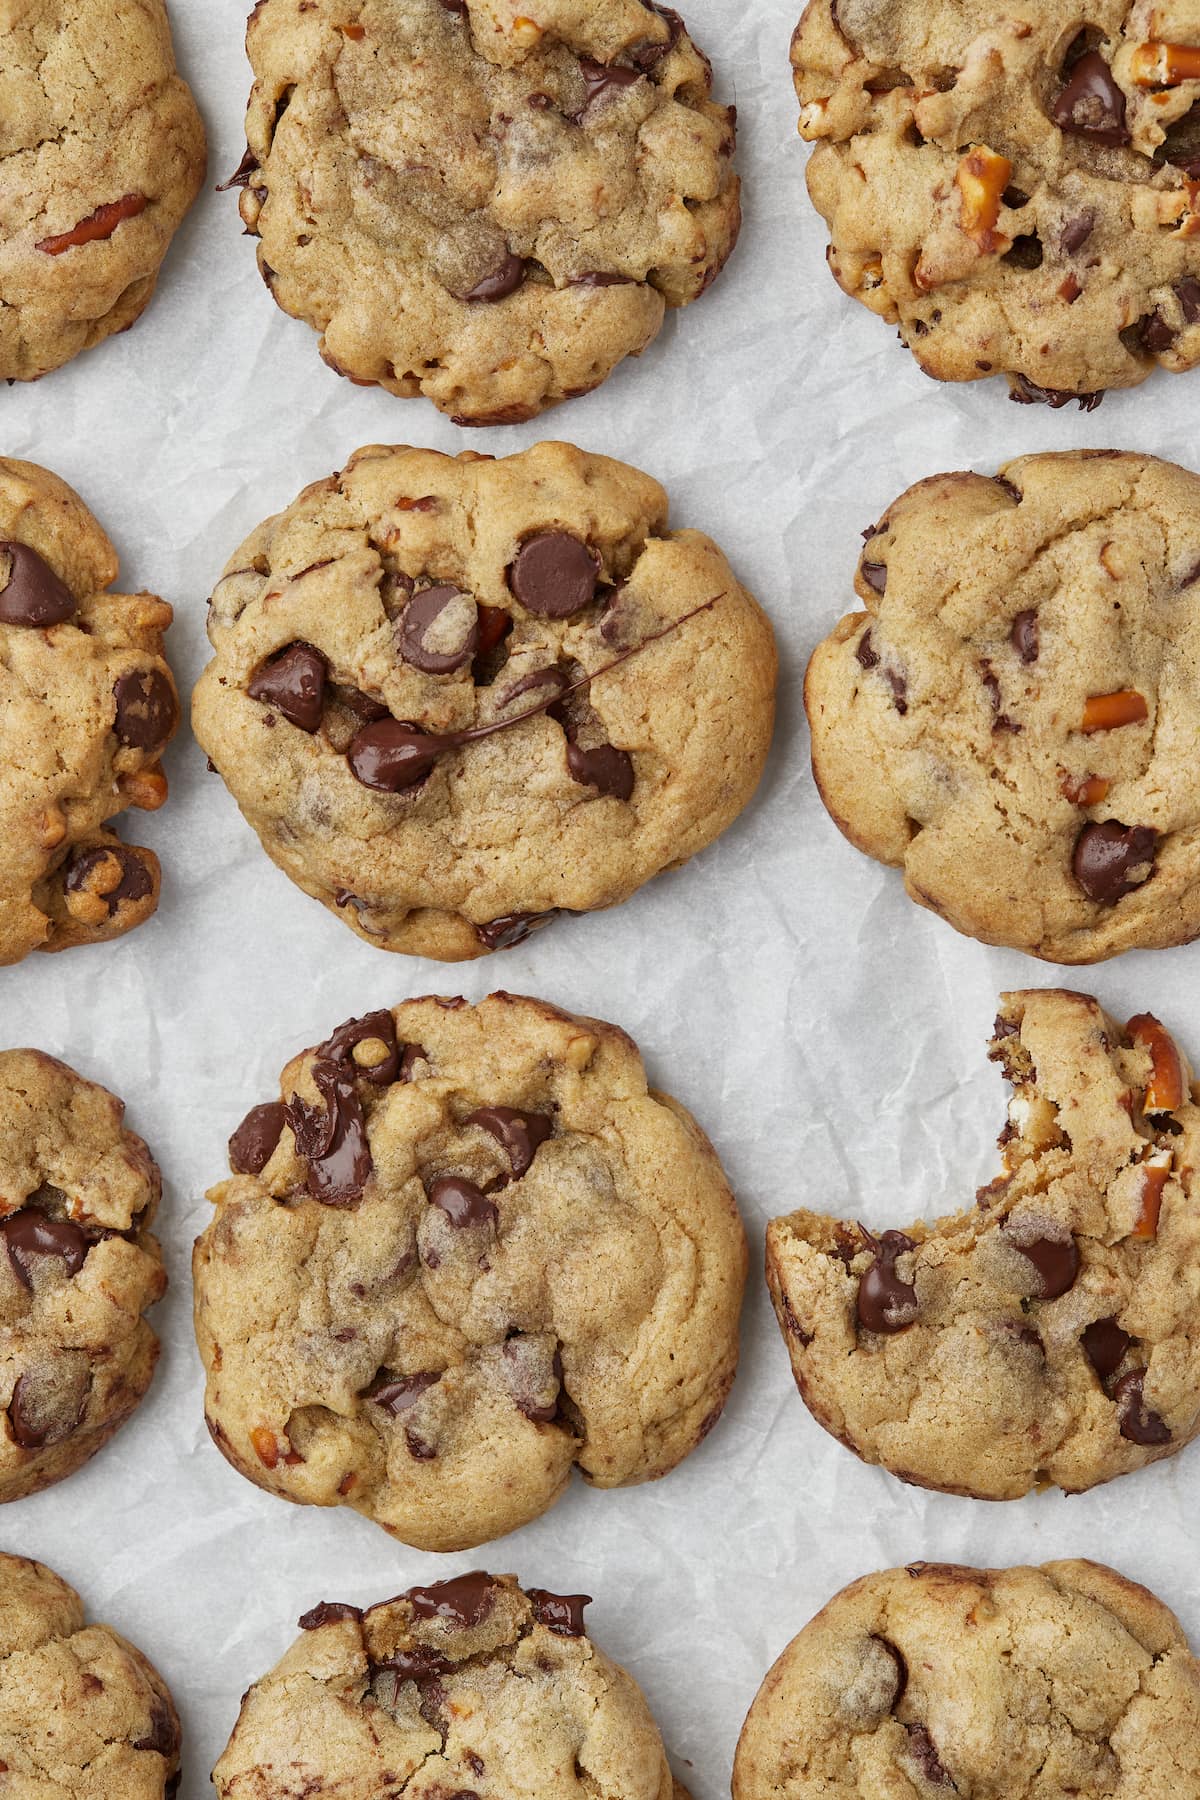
[214, 1573, 683, 1800]
[0, 457, 180, 967]
[192, 440, 776, 961]
[228, 0, 738, 422]
[1, 1050, 166, 1503]
[805, 451, 1200, 963]
[791, 0, 1200, 405]
[194, 992, 747, 1551]
[734, 1560, 1200, 1800]
[0, 0, 206, 382]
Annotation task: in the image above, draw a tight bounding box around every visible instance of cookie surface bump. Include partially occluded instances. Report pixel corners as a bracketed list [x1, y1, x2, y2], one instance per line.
[0, 0, 205, 382]
[734, 1560, 1200, 1800]
[213, 1573, 683, 1800]
[805, 451, 1200, 962]
[194, 992, 746, 1551]
[232, 0, 739, 421]
[767, 989, 1200, 1499]
[193, 441, 776, 961]
[791, 2, 1200, 403]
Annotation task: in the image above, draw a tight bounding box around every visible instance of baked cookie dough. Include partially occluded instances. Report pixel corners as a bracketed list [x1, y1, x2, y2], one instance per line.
[0, 457, 180, 966]
[0, 1553, 180, 1798]
[791, 1, 1200, 405]
[214, 1572, 683, 1800]
[194, 991, 746, 1552]
[733, 1560, 1200, 1800]
[767, 989, 1200, 1500]
[0, 0, 206, 383]
[1, 1051, 166, 1503]
[806, 451, 1200, 963]
[228, 0, 739, 422]
[193, 440, 776, 962]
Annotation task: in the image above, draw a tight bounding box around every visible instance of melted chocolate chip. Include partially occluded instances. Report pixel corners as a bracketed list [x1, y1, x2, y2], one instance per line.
[571, 271, 635, 287]
[856, 1230, 918, 1334]
[247, 642, 327, 732]
[1050, 50, 1129, 145]
[1082, 1317, 1131, 1382]
[318, 1010, 401, 1085]
[906, 1724, 955, 1788]
[365, 1370, 441, 1414]
[466, 1106, 552, 1177]
[1010, 375, 1104, 411]
[574, 57, 641, 119]
[856, 629, 880, 670]
[1114, 1368, 1171, 1445]
[0, 542, 76, 627]
[629, 2, 682, 69]
[228, 1102, 286, 1175]
[861, 561, 887, 595]
[348, 720, 443, 792]
[1059, 211, 1096, 255]
[1179, 279, 1200, 325]
[377, 1645, 453, 1681]
[872, 1635, 909, 1704]
[427, 1175, 498, 1229]
[7, 1368, 85, 1449]
[476, 910, 560, 951]
[218, 145, 258, 190]
[458, 253, 527, 303]
[133, 1701, 180, 1761]
[112, 669, 178, 749]
[1, 1210, 91, 1290]
[64, 846, 153, 915]
[407, 1573, 497, 1628]
[299, 1601, 363, 1629]
[529, 1590, 591, 1635]
[1010, 609, 1038, 663]
[1135, 312, 1176, 355]
[398, 586, 479, 674]
[565, 740, 635, 800]
[510, 533, 601, 618]
[284, 1062, 373, 1206]
[1007, 1229, 1079, 1299]
[1072, 821, 1157, 905]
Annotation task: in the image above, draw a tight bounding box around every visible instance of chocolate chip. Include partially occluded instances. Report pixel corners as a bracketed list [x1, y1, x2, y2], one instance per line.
[905, 1724, 955, 1788]
[398, 586, 479, 675]
[861, 561, 887, 594]
[365, 1370, 441, 1415]
[427, 1175, 498, 1230]
[228, 1102, 285, 1177]
[1010, 609, 1038, 663]
[400, 1043, 429, 1081]
[1006, 1228, 1079, 1299]
[629, 2, 682, 69]
[856, 1230, 918, 1334]
[466, 1106, 553, 1177]
[64, 846, 153, 916]
[571, 271, 635, 287]
[1179, 279, 1200, 325]
[476, 910, 560, 951]
[299, 1601, 363, 1629]
[1072, 821, 1157, 904]
[458, 253, 527, 303]
[1010, 375, 1104, 410]
[407, 1573, 497, 1628]
[1050, 50, 1129, 145]
[872, 1635, 909, 1704]
[112, 668, 178, 750]
[247, 642, 327, 732]
[565, 740, 635, 800]
[856, 629, 880, 670]
[1132, 312, 1176, 355]
[319, 1010, 401, 1085]
[218, 145, 258, 190]
[0, 542, 76, 627]
[528, 1590, 591, 1636]
[509, 532, 600, 617]
[1059, 211, 1096, 255]
[1, 1210, 92, 1290]
[574, 57, 641, 120]
[7, 1363, 87, 1448]
[377, 1646, 454, 1683]
[284, 1062, 373, 1206]
[347, 720, 442, 792]
[1082, 1317, 1131, 1382]
[1114, 1367, 1171, 1445]
[133, 1700, 180, 1761]
[886, 669, 908, 715]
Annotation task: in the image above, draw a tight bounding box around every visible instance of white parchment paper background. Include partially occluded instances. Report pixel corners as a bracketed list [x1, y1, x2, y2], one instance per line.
[5, 2, 1200, 1792]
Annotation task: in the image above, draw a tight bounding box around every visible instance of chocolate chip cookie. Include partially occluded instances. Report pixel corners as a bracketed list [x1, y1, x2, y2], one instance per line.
[194, 991, 746, 1551]
[228, 0, 738, 422]
[192, 440, 776, 961]
[0, 1553, 181, 1797]
[214, 1572, 684, 1800]
[1, 1051, 166, 1503]
[734, 1560, 1200, 1800]
[0, 458, 180, 966]
[1, 0, 205, 383]
[768, 989, 1200, 1500]
[791, 2, 1200, 405]
[806, 451, 1200, 963]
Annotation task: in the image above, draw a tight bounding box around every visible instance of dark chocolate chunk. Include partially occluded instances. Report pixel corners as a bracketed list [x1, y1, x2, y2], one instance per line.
[574, 57, 641, 119]
[856, 1230, 918, 1334]
[476, 910, 560, 951]
[1049, 50, 1130, 145]
[0, 542, 76, 627]
[299, 1601, 363, 1629]
[64, 846, 153, 916]
[1010, 375, 1104, 410]
[1006, 1228, 1079, 1299]
[407, 1572, 497, 1628]
[365, 1370, 441, 1414]
[133, 1700, 180, 1761]
[1, 1210, 91, 1290]
[466, 1105, 553, 1177]
[1114, 1367, 1171, 1445]
[459, 253, 527, 303]
[112, 669, 178, 749]
[1059, 211, 1095, 255]
[565, 740, 635, 800]
[529, 1589, 591, 1635]
[861, 561, 887, 594]
[427, 1175, 498, 1230]
[348, 720, 442, 792]
[284, 1063, 373, 1206]
[1010, 609, 1038, 663]
[1072, 821, 1157, 904]
[228, 1102, 286, 1176]
[247, 642, 327, 732]
[856, 629, 880, 670]
[1081, 1317, 1131, 1382]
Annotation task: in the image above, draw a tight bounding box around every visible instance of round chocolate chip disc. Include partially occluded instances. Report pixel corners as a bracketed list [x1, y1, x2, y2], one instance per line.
[509, 533, 601, 618]
[397, 585, 478, 675]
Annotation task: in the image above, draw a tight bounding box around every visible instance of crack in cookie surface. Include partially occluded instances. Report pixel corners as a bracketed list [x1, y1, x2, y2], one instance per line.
[194, 991, 747, 1551]
[767, 989, 1200, 1500]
